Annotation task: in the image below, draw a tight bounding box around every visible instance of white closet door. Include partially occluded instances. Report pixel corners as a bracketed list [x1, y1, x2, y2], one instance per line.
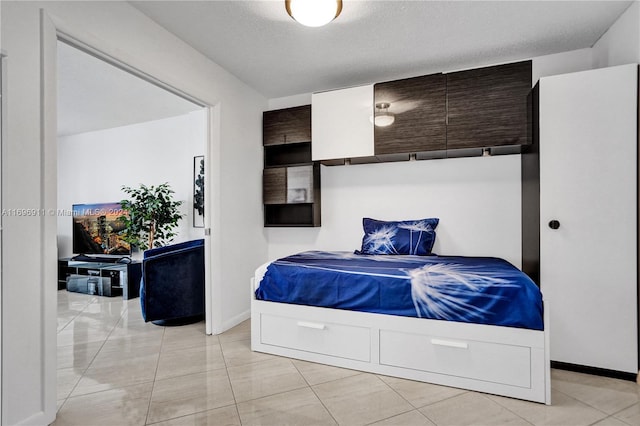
[540, 64, 637, 373]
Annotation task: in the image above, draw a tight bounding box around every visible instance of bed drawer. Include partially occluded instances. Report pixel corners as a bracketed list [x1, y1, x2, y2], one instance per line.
[260, 313, 371, 362]
[379, 330, 531, 388]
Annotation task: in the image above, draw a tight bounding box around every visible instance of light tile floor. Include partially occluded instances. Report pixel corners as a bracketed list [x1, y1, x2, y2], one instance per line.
[54, 291, 640, 426]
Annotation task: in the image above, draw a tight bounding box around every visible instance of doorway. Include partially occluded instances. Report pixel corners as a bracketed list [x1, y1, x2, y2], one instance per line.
[55, 36, 213, 404]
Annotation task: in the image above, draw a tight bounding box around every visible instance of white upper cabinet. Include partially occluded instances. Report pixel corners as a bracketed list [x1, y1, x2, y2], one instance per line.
[312, 84, 374, 161]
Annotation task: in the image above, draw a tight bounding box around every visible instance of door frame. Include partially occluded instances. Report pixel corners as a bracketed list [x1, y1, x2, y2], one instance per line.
[37, 10, 220, 422]
[0, 49, 7, 426]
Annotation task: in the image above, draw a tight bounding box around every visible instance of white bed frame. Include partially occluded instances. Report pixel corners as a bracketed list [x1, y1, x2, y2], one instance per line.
[251, 262, 551, 404]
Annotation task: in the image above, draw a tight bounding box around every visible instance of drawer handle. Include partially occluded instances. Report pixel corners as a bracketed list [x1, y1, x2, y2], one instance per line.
[297, 321, 326, 330]
[431, 338, 468, 349]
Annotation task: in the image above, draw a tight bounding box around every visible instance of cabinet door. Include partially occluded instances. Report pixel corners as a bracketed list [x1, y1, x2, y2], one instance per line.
[374, 73, 446, 155]
[263, 168, 286, 204]
[446, 61, 531, 150]
[540, 65, 637, 373]
[312, 85, 374, 161]
[263, 105, 311, 146]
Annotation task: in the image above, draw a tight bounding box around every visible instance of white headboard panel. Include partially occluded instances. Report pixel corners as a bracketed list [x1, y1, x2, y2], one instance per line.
[265, 154, 522, 268]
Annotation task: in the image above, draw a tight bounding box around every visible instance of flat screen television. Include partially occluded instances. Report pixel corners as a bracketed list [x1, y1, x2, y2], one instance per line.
[72, 202, 131, 255]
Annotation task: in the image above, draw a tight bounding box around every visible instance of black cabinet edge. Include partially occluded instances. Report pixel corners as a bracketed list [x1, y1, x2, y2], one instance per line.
[551, 361, 638, 382]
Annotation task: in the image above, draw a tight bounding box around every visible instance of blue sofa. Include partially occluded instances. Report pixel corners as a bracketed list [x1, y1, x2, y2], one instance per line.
[140, 239, 205, 326]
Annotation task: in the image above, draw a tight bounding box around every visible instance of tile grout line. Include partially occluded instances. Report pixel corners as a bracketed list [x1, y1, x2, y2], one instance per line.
[55, 293, 91, 413]
[603, 399, 639, 424]
[231, 369, 310, 407]
[217, 337, 245, 426]
[146, 328, 247, 424]
[587, 413, 634, 426]
[364, 375, 429, 425]
[548, 388, 613, 423]
[290, 360, 340, 426]
[478, 393, 535, 426]
[490, 387, 609, 426]
[57, 295, 122, 406]
[56, 293, 94, 334]
[143, 403, 238, 426]
[550, 372, 640, 421]
[143, 323, 167, 426]
[144, 326, 227, 424]
[412, 390, 468, 411]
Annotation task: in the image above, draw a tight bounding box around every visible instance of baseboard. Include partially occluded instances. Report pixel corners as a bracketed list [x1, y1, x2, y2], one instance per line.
[16, 410, 55, 426]
[551, 361, 637, 382]
[220, 309, 250, 333]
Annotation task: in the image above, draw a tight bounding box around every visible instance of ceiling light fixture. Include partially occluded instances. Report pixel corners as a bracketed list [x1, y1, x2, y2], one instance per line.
[373, 102, 395, 127]
[285, 0, 343, 27]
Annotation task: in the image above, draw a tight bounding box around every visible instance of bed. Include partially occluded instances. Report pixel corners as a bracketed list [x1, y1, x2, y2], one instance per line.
[251, 220, 550, 404]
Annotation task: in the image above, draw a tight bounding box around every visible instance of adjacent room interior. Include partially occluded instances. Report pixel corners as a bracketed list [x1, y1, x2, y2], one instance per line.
[55, 42, 209, 323]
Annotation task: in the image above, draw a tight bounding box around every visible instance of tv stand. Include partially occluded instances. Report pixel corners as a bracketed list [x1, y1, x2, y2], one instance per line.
[71, 254, 131, 263]
[58, 257, 141, 299]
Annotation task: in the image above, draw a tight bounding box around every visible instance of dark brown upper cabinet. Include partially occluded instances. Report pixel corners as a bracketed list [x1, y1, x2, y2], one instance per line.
[263, 105, 311, 146]
[446, 60, 532, 151]
[374, 73, 446, 155]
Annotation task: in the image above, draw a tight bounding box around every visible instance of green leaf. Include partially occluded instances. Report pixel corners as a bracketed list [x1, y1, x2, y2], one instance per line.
[119, 182, 184, 250]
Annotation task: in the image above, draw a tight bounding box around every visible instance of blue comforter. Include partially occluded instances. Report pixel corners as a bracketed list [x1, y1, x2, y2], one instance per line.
[256, 251, 543, 330]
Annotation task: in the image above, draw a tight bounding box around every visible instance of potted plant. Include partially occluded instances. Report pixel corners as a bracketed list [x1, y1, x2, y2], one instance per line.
[119, 183, 183, 251]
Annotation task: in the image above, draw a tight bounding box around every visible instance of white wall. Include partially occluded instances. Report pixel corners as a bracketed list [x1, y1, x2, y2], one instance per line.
[1, 2, 267, 424]
[532, 48, 594, 83]
[593, 1, 640, 68]
[267, 156, 523, 266]
[57, 111, 206, 259]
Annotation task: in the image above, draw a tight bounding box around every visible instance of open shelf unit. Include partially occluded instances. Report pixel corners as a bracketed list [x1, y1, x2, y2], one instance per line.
[262, 105, 320, 227]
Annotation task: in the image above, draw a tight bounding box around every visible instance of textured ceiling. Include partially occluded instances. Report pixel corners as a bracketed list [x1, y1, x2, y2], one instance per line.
[130, 0, 632, 98]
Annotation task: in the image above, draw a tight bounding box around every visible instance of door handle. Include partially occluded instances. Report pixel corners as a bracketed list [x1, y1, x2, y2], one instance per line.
[297, 321, 326, 330]
[431, 338, 469, 349]
[548, 220, 560, 230]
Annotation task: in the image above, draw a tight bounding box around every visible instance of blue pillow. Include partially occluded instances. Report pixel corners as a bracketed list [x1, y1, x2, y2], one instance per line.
[359, 218, 439, 255]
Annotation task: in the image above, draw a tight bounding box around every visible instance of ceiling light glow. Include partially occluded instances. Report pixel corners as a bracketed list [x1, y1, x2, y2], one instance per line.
[286, 0, 343, 27]
[373, 102, 395, 127]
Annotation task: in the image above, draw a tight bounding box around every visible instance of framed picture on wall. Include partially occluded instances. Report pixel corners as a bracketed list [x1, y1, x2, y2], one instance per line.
[193, 155, 205, 228]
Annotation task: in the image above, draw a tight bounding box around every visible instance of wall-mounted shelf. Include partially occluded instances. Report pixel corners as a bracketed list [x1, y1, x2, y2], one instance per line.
[262, 105, 321, 227]
[264, 203, 318, 227]
[264, 142, 312, 168]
